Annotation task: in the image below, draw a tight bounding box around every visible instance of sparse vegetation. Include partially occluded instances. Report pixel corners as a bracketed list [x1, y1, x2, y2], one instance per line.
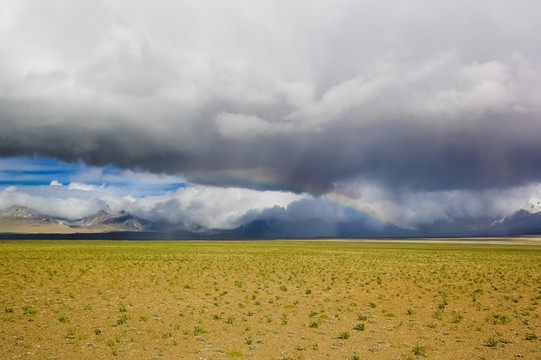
[116, 315, 127, 325]
[487, 314, 510, 325]
[412, 345, 428, 356]
[487, 336, 500, 348]
[22, 305, 37, 315]
[0, 239, 540, 359]
[452, 311, 463, 323]
[193, 325, 207, 336]
[309, 319, 321, 328]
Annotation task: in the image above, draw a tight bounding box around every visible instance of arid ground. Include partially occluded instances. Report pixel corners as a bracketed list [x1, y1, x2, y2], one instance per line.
[1, 239, 540, 359]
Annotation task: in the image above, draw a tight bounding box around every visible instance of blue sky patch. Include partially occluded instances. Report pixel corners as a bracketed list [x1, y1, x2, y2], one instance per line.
[0, 156, 186, 196]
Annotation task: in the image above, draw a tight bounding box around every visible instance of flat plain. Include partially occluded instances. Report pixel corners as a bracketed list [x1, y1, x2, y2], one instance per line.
[1, 239, 540, 359]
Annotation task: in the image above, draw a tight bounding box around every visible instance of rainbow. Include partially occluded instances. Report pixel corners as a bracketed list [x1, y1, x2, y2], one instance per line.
[197, 168, 388, 224]
[323, 190, 386, 223]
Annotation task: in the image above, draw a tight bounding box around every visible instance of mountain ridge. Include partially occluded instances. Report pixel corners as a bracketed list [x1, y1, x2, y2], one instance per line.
[0, 206, 148, 234]
[1, 205, 540, 238]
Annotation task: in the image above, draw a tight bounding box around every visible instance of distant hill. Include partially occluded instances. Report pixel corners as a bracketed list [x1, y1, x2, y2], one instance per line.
[415, 209, 541, 237]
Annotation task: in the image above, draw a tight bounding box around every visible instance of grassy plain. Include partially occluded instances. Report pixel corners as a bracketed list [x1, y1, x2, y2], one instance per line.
[1, 239, 540, 359]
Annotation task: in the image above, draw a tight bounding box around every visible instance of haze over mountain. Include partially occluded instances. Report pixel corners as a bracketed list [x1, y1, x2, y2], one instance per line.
[2, 203, 541, 239]
[1, 1, 541, 238]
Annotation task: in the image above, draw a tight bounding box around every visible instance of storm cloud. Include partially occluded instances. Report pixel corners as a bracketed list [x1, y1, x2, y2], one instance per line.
[1, 0, 541, 227]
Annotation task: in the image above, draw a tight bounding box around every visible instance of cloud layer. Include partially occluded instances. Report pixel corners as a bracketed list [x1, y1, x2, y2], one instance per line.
[1, 1, 541, 231]
[1, 176, 540, 232]
[0, 181, 305, 229]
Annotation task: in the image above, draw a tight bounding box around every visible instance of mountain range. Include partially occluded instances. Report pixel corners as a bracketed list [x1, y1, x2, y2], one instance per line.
[1, 205, 541, 239]
[0, 206, 148, 234]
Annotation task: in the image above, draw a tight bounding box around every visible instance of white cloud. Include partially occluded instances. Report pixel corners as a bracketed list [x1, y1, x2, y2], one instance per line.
[0, 185, 106, 219]
[335, 178, 541, 229]
[0, 182, 306, 229]
[130, 185, 305, 229]
[67, 182, 105, 192]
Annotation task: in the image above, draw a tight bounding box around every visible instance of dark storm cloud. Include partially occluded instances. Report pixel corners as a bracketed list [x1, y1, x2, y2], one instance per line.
[1, 0, 541, 194]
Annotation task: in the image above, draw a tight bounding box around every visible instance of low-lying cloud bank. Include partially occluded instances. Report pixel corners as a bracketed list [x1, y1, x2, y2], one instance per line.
[1, 179, 540, 234]
[0, 183, 304, 230]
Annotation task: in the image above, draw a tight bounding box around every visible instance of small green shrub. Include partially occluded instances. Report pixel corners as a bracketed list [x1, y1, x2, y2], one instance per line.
[353, 323, 365, 331]
[193, 326, 207, 336]
[339, 330, 350, 340]
[22, 305, 37, 315]
[309, 320, 321, 328]
[487, 314, 510, 325]
[487, 336, 500, 348]
[357, 314, 367, 321]
[452, 311, 463, 323]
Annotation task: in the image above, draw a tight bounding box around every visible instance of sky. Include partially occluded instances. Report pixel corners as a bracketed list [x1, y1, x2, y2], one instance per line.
[1, 0, 541, 234]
